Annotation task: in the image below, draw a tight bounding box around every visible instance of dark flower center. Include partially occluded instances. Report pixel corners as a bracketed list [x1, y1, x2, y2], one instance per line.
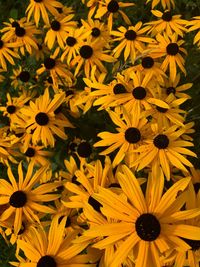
[77, 141, 92, 158]
[135, 213, 161, 241]
[37, 255, 57, 267]
[65, 90, 74, 96]
[107, 0, 119, 13]
[153, 134, 169, 149]
[0, 39, 3, 49]
[166, 86, 176, 95]
[58, 215, 71, 227]
[142, 56, 154, 69]
[66, 36, 77, 47]
[156, 106, 168, 113]
[125, 30, 137, 41]
[182, 237, 200, 251]
[92, 27, 101, 37]
[9, 191, 27, 208]
[88, 196, 102, 212]
[113, 83, 126, 94]
[44, 58, 56, 69]
[35, 112, 49, 126]
[166, 43, 179, 55]
[162, 11, 172, 21]
[25, 147, 35, 157]
[125, 127, 141, 143]
[7, 105, 16, 114]
[51, 20, 61, 31]
[11, 21, 20, 28]
[80, 45, 93, 59]
[72, 175, 81, 185]
[132, 86, 147, 100]
[15, 27, 26, 37]
[47, 76, 53, 84]
[18, 71, 30, 82]
[18, 222, 26, 235]
[194, 183, 200, 194]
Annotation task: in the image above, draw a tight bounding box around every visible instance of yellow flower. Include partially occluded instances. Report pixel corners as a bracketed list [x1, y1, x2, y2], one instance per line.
[146, 10, 187, 37]
[146, 0, 175, 10]
[187, 16, 200, 47]
[94, 108, 150, 167]
[71, 38, 116, 77]
[82, 165, 200, 267]
[0, 162, 59, 234]
[15, 216, 91, 267]
[26, 0, 63, 26]
[21, 89, 74, 147]
[132, 123, 196, 180]
[37, 47, 74, 87]
[94, 0, 134, 31]
[111, 22, 156, 63]
[149, 33, 187, 82]
[44, 15, 77, 49]
[0, 37, 21, 70]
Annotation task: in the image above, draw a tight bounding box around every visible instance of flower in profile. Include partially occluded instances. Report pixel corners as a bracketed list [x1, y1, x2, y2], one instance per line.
[111, 22, 156, 63]
[14, 216, 92, 267]
[187, 16, 200, 47]
[132, 123, 196, 180]
[146, 0, 175, 10]
[0, 37, 21, 70]
[0, 162, 59, 234]
[149, 33, 187, 82]
[37, 47, 74, 87]
[82, 165, 200, 267]
[26, 0, 63, 26]
[44, 15, 77, 49]
[94, 0, 134, 31]
[21, 89, 73, 147]
[146, 10, 187, 37]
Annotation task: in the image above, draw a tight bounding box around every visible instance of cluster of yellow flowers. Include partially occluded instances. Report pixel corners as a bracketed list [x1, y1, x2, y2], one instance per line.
[0, 0, 200, 266]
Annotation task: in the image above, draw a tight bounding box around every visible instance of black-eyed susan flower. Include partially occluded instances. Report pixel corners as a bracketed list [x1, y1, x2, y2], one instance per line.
[37, 47, 74, 87]
[21, 144, 53, 166]
[142, 93, 187, 128]
[0, 162, 60, 234]
[81, 18, 110, 46]
[149, 33, 187, 82]
[94, 0, 134, 31]
[2, 20, 41, 56]
[146, 10, 187, 37]
[174, 181, 200, 267]
[94, 108, 151, 167]
[71, 38, 116, 77]
[111, 22, 156, 64]
[10, 66, 32, 90]
[82, 165, 200, 267]
[14, 216, 92, 267]
[26, 0, 63, 26]
[160, 73, 192, 99]
[0, 92, 32, 130]
[146, 0, 175, 10]
[0, 37, 21, 70]
[187, 16, 200, 47]
[21, 89, 73, 147]
[44, 15, 77, 50]
[61, 26, 91, 65]
[132, 123, 196, 180]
